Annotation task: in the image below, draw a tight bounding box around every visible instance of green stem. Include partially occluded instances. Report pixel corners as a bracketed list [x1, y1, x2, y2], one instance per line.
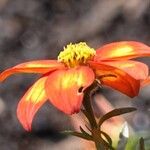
[82, 82, 105, 150]
[95, 141, 103, 150]
[82, 89, 97, 129]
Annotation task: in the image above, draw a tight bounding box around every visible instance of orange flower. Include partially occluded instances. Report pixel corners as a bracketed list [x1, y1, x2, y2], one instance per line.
[0, 41, 150, 131]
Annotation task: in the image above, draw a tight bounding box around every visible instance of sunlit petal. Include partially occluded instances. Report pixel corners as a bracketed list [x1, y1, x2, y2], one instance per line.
[89, 61, 140, 97]
[45, 66, 95, 114]
[101, 60, 149, 80]
[95, 41, 150, 61]
[17, 76, 48, 131]
[0, 60, 65, 82]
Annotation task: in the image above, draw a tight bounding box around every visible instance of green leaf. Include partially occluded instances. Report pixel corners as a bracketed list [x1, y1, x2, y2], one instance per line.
[139, 137, 145, 150]
[99, 107, 137, 126]
[79, 126, 93, 139]
[100, 131, 112, 146]
[90, 129, 114, 150]
[81, 109, 93, 124]
[62, 130, 93, 141]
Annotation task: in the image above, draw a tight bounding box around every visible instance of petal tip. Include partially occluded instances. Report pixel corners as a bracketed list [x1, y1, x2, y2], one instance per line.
[23, 123, 32, 132]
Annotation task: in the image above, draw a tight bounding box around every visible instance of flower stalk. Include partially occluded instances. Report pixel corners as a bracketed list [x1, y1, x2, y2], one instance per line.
[82, 81, 139, 150]
[82, 81, 106, 150]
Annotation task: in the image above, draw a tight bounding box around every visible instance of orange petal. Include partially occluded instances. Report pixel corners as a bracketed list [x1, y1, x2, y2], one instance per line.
[89, 61, 140, 97]
[17, 76, 48, 131]
[95, 41, 150, 61]
[0, 60, 65, 82]
[102, 60, 149, 80]
[45, 66, 95, 114]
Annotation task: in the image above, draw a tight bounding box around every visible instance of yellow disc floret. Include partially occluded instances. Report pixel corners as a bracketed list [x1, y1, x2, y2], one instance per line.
[58, 42, 96, 67]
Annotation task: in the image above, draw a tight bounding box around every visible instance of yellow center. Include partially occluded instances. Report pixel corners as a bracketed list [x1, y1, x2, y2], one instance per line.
[58, 42, 96, 67]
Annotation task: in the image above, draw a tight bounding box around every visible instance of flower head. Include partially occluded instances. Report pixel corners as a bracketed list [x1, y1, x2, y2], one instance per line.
[1, 41, 150, 131]
[58, 42, 95, 67]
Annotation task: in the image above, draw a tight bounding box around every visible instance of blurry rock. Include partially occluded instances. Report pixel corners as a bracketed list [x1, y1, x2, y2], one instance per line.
[0, 97, 5, 115]
[0, 0, 8, 10]
[45, 137, 86, 150]
[123, 0, 149, 21]
[133, 111, 150, 130]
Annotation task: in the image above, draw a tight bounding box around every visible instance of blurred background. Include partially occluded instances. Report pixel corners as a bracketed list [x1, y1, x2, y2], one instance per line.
[0, 0, 150, 149]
